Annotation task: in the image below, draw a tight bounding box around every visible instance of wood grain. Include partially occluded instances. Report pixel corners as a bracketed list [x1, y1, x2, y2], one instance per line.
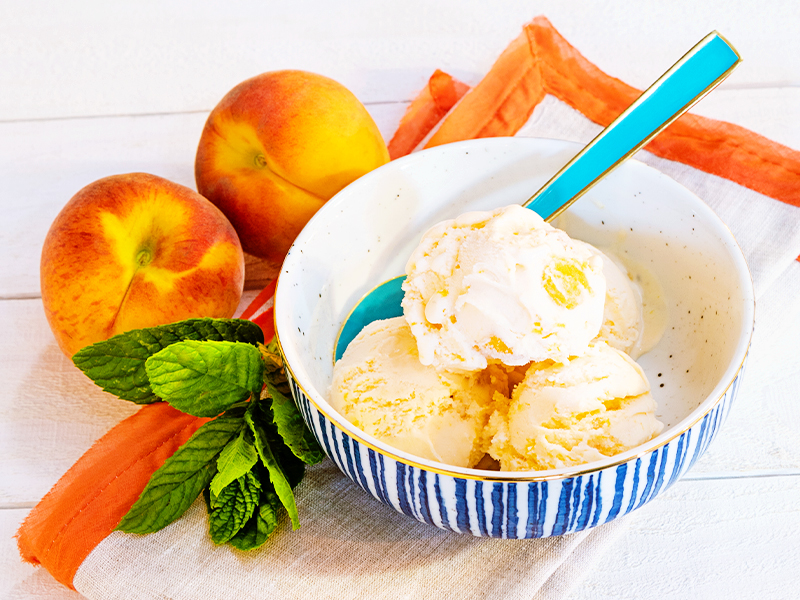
[3, 476, 799, 600]
[0, 509, 85, 599]
[0, 299, 138, 504]
[2, 90, 798, 299]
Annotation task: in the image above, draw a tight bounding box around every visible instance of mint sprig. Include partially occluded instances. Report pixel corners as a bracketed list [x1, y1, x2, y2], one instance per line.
[78, 317, 324, 551]
[209, 427, 259, 497]
[266, 380, 325, 465]
[245, 405, 301, 530]
[228, 486, 280, 551]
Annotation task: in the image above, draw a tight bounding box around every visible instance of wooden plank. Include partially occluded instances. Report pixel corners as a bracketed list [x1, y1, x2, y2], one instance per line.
[565, 475, 800, 600]
[0, 1, 799, 121]
[0, 288, 266, 506]
[0, 4, 797, 599]
[2, 185, 800, 506]
[1, 89, 799, 299]
[687, 260, 800, 478]
[0, 299, 139, 505]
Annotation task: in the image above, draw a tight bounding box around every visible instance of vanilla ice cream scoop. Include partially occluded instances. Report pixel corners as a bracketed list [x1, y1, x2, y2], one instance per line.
[488, 341, 664, 471]
[328, 316, 495, 468]
[402, 204, 606, 372]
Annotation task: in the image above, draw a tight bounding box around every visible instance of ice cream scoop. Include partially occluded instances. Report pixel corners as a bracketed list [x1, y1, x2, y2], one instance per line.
[402, 205, 606, 371]
[328, 316, 496, 468]
[334, 32, 740, 361]
[487, 341, 664, 471]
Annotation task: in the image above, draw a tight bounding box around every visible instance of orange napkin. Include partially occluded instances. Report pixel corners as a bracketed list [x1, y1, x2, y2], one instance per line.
[17, 15, 800, 595]
[387, 69, 470, 159]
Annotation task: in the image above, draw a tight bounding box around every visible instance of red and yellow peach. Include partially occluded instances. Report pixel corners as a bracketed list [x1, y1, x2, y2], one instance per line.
[41, 173, 245, 356]
[195, 70, 390, 264]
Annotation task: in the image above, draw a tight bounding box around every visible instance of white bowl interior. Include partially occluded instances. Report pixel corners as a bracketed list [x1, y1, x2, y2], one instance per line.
[276, 137, 754, 476]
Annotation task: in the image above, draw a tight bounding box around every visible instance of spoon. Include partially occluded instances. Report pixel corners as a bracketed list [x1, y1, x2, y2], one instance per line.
[335, 31, 740, 361]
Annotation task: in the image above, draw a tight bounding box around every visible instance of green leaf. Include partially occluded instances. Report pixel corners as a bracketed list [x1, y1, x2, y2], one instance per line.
[265, 381, 325, 465]
[73, 318, 264, 404]
[265, 338, 279, 354]
[249, 403, 307, 488]
[259, 341, 291, 398]
[145, 341, 264, 417]
[116, 409, 245, 534]
[245, 406, 300, 530]
[276, 440, 307, 490]
[209, 427, 259, 497]
[258, 340, 323, 465]
[228, 485, 280, 551]
[207, 471, 261, 545]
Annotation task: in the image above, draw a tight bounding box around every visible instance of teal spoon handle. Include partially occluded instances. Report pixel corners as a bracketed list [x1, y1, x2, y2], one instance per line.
[526, 31, 740, 221]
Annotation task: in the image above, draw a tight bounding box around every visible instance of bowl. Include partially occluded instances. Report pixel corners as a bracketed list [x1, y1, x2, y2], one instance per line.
[274, 136, 754, 538]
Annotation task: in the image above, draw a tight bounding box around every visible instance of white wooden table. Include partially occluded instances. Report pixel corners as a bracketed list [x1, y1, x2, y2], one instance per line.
[2, 2, 799, 598]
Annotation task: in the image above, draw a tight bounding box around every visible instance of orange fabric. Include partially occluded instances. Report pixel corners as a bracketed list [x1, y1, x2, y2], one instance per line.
[427, 33, 544, 145]
[252, 306, 275, 342]
[16, 403, 208, 589]
[426, 16, 800, 209]
[240, 278, 277, 320]
[387, 69, 469, 159]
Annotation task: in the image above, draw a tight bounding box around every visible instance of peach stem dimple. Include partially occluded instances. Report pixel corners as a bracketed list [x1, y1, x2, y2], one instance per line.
[254, 154, 268, 168]
[136, 248, 153, 268]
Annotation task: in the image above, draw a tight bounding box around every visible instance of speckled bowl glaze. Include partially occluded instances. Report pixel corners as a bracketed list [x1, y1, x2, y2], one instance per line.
[274, 137, 754, 538]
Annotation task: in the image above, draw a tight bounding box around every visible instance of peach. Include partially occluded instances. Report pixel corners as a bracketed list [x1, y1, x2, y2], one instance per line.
[195, 70, 390, 264]
[41, 173, 245, 357]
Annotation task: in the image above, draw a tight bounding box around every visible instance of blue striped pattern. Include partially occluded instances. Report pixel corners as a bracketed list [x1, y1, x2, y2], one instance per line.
[287, 357, 747, 538]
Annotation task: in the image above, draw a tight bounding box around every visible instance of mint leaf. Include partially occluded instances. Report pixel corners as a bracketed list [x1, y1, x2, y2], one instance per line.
[116, 408, 244, 534]
[228, 485, 280, 551]
[249, 402, 307, 487]
[245, 406, 300, 530]
[264, 338, 282, 358]
[259, 340, 324, 465]
[145, 341, 264, 417]
[265, 381, 325, 465]
[259, 340, 291, 398]
[209, 427, 259, 497]
[276, 437, 306, 489]
[73, 318, 264, 404]
[207, 471, 261, 545]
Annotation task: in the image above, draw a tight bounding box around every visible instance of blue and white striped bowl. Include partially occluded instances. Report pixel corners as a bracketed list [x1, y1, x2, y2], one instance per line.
[275, 137, 754, 538]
